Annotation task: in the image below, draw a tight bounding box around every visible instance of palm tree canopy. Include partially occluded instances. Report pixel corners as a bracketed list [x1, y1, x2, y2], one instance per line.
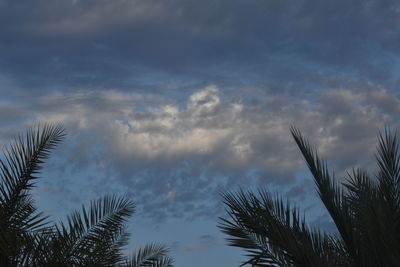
[220, 127, 400, 267]
[0, 124, 173, 266]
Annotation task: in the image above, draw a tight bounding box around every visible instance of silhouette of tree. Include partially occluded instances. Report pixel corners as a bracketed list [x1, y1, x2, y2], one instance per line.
[220, 127, 400, 267]
[0, 124, 173, 266]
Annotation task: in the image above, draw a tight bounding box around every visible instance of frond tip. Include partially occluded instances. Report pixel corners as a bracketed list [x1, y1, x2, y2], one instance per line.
[128, 243, 173, 267]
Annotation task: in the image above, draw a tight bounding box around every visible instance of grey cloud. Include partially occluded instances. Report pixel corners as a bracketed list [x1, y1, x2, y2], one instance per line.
[2, 0, 400, 92]
[198, 234, 220, 247]
[0, 102, 28, 126]
[181, 234, 221, 252]
[1, 85, 399, 221]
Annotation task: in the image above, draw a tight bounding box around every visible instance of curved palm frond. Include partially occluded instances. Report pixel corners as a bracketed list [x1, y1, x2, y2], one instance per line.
[42, 194, 135, 266]
[219, 189, 348, 267]
[0, 124, 65, 265]
[0, 124, 173, 266]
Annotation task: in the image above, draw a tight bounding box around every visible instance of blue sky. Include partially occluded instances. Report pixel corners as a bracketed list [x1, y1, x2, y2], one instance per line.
[1, 0, 400, 266]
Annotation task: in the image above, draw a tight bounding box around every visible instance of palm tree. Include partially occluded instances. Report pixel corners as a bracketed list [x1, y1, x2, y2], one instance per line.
[0, 124, 173, 266]
[219, 127, 400, 267]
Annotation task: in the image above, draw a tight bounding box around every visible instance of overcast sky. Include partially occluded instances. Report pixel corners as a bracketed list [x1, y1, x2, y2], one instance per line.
[1, 0, 400, 266]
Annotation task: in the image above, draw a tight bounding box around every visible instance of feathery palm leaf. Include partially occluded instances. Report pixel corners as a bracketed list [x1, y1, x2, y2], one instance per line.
[126, 243, 173, 267]
[219, 190, 348, 267]
[38, 194, 135, 266]
[220, 127, 400, 266]
[0, 124, 173, 266]
[0, 124, 65, 265]
[290, 127, 357, 263]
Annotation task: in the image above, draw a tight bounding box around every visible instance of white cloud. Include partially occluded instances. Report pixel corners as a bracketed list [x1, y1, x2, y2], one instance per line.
[28, 85, 400, 176]
[188, 85, 220, 116]
[3, 85, 400, 220]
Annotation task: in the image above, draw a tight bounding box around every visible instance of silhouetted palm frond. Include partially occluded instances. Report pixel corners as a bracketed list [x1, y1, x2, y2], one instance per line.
[0, 124, 173, 266]
[0, 124, 65, 265]
[219, 190, 348, 267]
[220, 127, 400, 266]
[126, 243, 173, 267]
[35, 194, 134, 266]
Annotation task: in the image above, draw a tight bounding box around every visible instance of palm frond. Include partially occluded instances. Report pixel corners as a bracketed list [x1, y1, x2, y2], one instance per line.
[127, 243, 173, 267]
[374, 129, 400, 265]
[221, 127, 400, 266]
[290, 127, 358, 263]
[0, 124, 65, 264]
[0, 124, 174, 266]
[219, 189, 348, 267]
[376, 129, 400, 223]
[151, 256, 174, 267]
[45, 194, 135, 266]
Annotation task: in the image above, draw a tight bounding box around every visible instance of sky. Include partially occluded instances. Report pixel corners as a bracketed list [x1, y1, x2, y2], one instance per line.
[1, 0, 400, 266]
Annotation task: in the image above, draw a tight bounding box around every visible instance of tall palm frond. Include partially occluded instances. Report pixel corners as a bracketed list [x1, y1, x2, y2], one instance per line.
[290, 127, 358, 265]
[0, 124, 65, 265]
[220, 127, 400, 266]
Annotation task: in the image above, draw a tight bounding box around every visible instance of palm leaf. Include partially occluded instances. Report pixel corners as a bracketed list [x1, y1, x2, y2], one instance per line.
[43, 194, 135, 266]
[0, 124, 174, 266]
[290, 127, 358, 264]
[0, 124, 65, 264]
[221, 127, 400, 266]
[126, 243, 173, 267]
[219, 189, 348, 267]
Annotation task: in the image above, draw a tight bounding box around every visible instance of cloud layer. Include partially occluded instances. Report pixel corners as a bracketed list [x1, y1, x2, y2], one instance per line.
[2, 0, 400, 93]
[1, 85, 399, 221]
[2, 1, 400, 265]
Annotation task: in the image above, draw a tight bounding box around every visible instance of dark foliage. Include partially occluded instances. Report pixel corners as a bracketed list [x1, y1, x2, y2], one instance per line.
[219, 127, 400, 267]
[0, 124, 173, 267]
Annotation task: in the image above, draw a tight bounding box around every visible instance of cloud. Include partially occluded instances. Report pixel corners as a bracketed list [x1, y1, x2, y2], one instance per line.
[182, 234, 221, 252]
[2, 0, 400, 92]
[198, 234, 221, 247]
[1, 84, 399, 221]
